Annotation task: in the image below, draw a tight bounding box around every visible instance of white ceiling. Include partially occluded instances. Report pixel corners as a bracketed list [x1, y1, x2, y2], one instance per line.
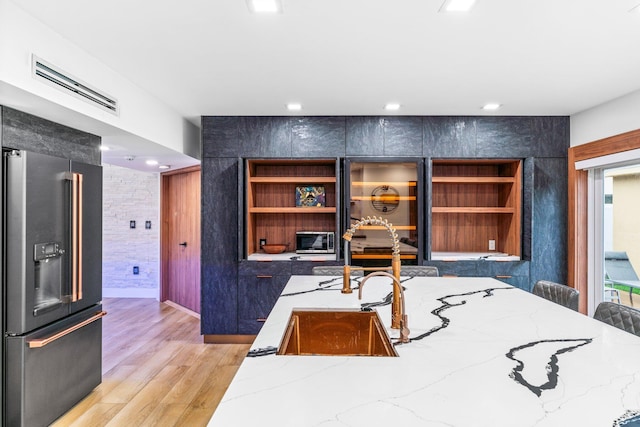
[8, 0, 640, 166]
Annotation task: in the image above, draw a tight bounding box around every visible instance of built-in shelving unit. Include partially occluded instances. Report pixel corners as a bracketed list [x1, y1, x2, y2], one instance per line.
[245, 159, 338, 256]
[431, 159, 522, 257]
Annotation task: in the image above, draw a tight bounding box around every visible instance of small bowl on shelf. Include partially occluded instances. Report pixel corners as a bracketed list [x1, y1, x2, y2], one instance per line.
[261, 244, 289, 254]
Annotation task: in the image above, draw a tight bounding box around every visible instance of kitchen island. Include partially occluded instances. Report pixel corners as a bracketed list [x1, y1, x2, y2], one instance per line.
[208, 275, 640, 426]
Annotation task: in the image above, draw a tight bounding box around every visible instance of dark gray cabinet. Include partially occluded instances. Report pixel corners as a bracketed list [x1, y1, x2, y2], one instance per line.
[237, 260, 344, 334]
[201, 158, 240, 335]
[200, 116, 570, 337]
[479, 260, 532, 291]
[530, 157, 568, 286]
[292, 117, 345, 157]
[426, 260, 531, 291]
[238, 262, 291, 334]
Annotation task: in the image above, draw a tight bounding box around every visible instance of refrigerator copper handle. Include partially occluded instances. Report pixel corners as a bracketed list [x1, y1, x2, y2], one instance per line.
[71, 172, 84, 302]
[71, 173, 78, 302]
[27, 311, 107, 348]
[77, 173, 83, 300]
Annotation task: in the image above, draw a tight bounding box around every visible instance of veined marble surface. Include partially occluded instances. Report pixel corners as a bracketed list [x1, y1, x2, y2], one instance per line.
[431, 251, 521, 261]
[247, 252, 336, 261]
[208, 276, 640, 427]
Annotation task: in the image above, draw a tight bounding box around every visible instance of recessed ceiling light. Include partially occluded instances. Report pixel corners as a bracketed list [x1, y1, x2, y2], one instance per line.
[146, 160, 159, 166]
[482, 103, 502, 111]
[439, 0, 476, 12]
[247, 0, 282, 13]
[286, 103, 302, 111]
[384, 103, 401, 111]
[158, 165, 171, 170]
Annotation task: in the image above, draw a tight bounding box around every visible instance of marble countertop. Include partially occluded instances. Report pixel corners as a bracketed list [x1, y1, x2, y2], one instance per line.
[247, 252, 337, 261]
[208, 275, 640, 426]
[431, 251, 521, 261]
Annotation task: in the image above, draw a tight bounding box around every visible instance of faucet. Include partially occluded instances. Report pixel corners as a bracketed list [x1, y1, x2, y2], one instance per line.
[342, 216, 403, 329]
[359, 271, 410, 343]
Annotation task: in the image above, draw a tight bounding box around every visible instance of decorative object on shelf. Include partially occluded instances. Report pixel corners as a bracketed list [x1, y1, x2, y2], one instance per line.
[295, 185, 325, 207]
[370, 185, 399, 213]
[262, 243, 289, 254]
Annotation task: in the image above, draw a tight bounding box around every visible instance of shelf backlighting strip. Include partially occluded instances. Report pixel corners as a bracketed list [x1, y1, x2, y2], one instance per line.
[350, 196, 416, 202]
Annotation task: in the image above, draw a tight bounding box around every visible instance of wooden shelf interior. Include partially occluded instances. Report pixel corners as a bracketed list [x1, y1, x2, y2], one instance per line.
[431, 159, 522, 256]
[246, 159, 337, 255]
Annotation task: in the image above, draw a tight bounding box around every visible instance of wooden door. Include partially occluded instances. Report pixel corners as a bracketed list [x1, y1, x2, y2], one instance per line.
[161, 166, 201, 313]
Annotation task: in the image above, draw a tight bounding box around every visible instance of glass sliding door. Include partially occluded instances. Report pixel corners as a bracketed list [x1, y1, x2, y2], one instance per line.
[602, 165, 640, 308]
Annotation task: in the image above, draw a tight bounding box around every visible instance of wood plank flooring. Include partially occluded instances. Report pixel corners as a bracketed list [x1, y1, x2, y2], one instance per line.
[51, 298, 251, 427]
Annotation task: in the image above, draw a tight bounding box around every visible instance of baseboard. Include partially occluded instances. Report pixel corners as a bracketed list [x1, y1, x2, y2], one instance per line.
[163, 300, 200, 319]
[102, 287, 158, 299]
[204, 334, 256, 344]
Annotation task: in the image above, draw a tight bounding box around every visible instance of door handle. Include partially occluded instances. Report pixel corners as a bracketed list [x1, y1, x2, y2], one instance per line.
[70, 172, 83, 302]
[28, 311, 106, 348]
[179, 242, 187, 247]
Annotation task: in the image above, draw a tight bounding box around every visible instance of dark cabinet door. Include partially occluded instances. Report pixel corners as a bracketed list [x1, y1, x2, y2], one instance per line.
[479, 260, 531, 291]
[530, 157, 568, 286]
[201, 158, 239, 335]
[238, 274, 289, 334]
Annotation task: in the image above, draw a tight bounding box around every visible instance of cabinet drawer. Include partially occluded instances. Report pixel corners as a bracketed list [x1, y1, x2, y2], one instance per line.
[478, 260, 531, 291]
[238, 274, 289, 334]
[427, 261, 479, 277]
[6, 308, 102, 426]
[476, 260, 530, 277]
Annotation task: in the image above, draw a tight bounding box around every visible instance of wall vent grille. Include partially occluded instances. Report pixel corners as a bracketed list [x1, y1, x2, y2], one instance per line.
[32, 55, 119, 115]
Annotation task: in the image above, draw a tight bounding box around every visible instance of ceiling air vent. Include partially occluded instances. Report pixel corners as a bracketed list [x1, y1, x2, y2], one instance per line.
[32, 55, 118, 115]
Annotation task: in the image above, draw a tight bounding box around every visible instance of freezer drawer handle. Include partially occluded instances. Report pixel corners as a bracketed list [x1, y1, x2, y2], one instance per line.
[27, 311, 106, 348]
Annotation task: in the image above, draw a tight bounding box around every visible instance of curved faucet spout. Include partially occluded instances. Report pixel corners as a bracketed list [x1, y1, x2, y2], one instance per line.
[342, 216, 403, 329]
[343, 216, 400, 256]
[359, 271, 410, 344]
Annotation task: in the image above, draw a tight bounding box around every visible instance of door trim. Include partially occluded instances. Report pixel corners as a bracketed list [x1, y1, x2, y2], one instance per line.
[160, 165, 201, 303]
[568, 128, 640, 313]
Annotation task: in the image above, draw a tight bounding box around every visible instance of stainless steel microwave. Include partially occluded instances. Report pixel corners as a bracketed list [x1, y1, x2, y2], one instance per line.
[296, 231, 335, 254]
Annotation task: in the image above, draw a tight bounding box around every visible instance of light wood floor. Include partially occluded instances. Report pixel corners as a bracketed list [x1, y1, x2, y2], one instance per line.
[51, 298, 251, 427]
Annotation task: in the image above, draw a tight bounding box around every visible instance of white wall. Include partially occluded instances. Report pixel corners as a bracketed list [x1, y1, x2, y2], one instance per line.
[571, 88, 640, 147]
[102, 164, 159, 298]
[0, 0, 198, 159]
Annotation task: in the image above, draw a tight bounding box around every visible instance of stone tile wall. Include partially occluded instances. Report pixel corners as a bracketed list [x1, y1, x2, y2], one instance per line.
[102, 164, 159, 297]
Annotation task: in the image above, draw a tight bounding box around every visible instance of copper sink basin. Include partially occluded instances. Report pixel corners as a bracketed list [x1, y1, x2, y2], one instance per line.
[277, 308, 398, 357]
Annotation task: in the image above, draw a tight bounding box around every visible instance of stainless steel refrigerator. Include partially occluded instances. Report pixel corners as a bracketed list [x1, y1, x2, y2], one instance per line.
[3, 149, 104, 427]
